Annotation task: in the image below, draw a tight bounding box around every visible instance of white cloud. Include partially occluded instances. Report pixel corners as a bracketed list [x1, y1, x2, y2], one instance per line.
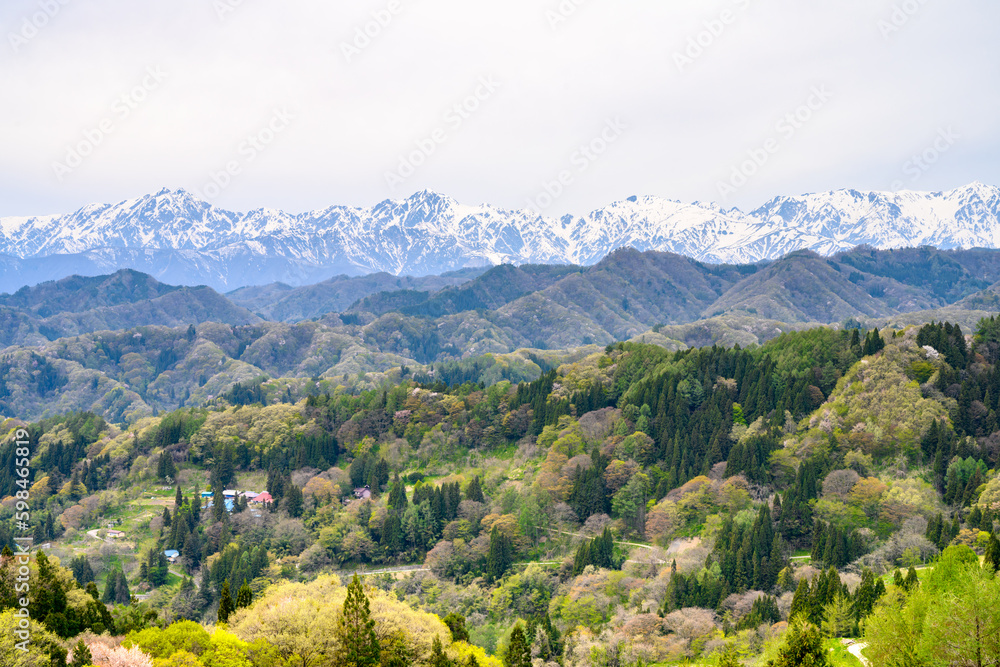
[0, 0, 997, 218]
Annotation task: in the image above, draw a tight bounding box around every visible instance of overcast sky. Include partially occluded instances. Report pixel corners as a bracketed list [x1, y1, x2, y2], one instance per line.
[1, 0, 997, 218]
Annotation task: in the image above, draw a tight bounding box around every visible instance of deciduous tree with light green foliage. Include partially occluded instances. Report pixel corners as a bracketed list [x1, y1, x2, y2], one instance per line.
[821, 592, 853, 638]
[866, 553, 1000, 667]
[0, 610, 64, 667]
[718, 642, 741, 667]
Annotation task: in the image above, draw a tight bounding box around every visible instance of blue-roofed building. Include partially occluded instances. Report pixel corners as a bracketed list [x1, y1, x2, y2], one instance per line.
[164, 550, 180, 562]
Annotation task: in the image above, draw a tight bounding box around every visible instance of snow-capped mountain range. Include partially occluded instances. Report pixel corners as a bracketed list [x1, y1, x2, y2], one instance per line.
[1, 182, 998, 292]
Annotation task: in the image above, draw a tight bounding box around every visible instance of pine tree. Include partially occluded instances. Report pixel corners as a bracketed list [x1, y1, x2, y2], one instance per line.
[235, 579, 252, 609]
[945, 468, 960, 505]
[285, 484, 304, 518]
[572, 541, 591, 576]
[334, 574, 380, 667]
[101, 565, 130, 605]
[218, 579, 234, 623]
[904, 566, 919, 591]
[212, 481, 226, 522]
[486, 526, 512, 582]
[381, 513, 403, 555]
[984, 533, 1000, 573]
[388, 473, 408, 512]
[187, 527, 204, 563]
[158, 453, 176, 481]
[921, 419, 939, 461]
[766, 618, 829, 667]
[597, 527, 615, 568]
[790, 577, 812, 621]
[983, 506, 996, 533]
[853, 569, 882, 620]
[81, 582, 98, 601]
[443, 612, 469, 642]
[718, 642, 741, 667]
[466, 476, 484, 503]
[504, 625, 531, 667]
[50, 646, 68, 667]
[70, 640, 92, 667]
[430, 635, 452, 667]
[821, 592, 853, 638]
[198, 568, 214, 609]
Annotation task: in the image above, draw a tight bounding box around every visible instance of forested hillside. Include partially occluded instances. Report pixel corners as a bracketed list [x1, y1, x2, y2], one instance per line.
[2, 314, 1000, 666]
[5, 246, 1000, 424]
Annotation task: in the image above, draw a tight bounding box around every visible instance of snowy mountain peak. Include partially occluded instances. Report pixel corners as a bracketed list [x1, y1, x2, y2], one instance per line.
[0, 183, 999, 290]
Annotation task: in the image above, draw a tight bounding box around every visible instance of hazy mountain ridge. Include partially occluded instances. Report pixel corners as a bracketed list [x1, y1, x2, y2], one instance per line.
[226, 267, 486, 322]
[2, 183, 999, 291]
[0, 270, 260, 347]
[3, 246, 1000, 421]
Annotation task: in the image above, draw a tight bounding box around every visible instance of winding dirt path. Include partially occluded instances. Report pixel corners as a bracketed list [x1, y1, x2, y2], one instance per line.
[847, 642, 869, 667]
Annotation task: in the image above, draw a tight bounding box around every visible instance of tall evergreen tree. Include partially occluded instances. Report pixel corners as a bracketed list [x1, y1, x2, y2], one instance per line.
[985, 533, 1000, 573]
[766, 618, 829, 667]
[465, 476, 485, 503]
[504, 626, 531, 667]
[430, 635, 453, 667]
[198, 568, 214, 609]
[217, 579, 234, 623]
[486, 526, 513, 583]
[443, 613, 469, 642]
[388, 473, 408, 512]
[790, 577, 812, 621]
[69, 640, 92, 667]
[50, 646, 67, 667]
[285, 484, 304, 518]
[235, 579, 253, 609]
[718, 643, 741, 667]
[334, 574, 380, 667]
